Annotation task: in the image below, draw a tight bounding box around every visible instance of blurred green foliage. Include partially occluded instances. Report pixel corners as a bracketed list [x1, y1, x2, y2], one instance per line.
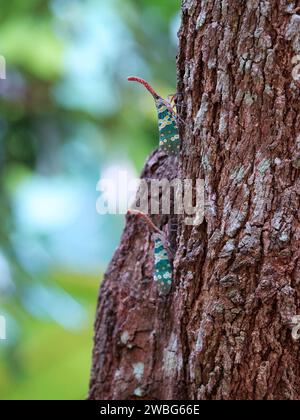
[0, 0, 180, 399]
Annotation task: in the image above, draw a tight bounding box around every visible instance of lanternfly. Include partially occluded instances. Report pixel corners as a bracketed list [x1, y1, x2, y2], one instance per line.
[128, 76, 180, 155]
[128, 210, 174, 295]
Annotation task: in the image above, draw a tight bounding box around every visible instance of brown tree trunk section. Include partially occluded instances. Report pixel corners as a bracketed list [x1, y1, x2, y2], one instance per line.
[89, 0, 300, 400]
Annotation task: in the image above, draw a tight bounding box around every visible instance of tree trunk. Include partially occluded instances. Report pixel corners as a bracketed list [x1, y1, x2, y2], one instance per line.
[89, 0, 300, 400]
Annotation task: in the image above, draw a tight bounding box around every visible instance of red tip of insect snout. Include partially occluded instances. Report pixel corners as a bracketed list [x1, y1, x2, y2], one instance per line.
[127, 76, 145, 83]
[127, 76, 160, 99]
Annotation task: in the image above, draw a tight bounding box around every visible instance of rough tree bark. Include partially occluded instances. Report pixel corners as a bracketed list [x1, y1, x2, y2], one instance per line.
[89, 0, 300, 400]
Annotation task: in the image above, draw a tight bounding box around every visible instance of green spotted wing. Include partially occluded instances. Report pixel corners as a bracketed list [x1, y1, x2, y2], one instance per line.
[153, 234, 173, 295]
[156, 101, 180, 156]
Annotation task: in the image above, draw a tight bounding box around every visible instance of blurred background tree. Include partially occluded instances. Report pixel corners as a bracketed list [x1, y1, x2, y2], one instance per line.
[0, 0, 180, 399]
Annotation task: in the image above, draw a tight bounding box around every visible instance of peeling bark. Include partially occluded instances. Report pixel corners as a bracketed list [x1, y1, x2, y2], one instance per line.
[89, 0, 300, 400]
